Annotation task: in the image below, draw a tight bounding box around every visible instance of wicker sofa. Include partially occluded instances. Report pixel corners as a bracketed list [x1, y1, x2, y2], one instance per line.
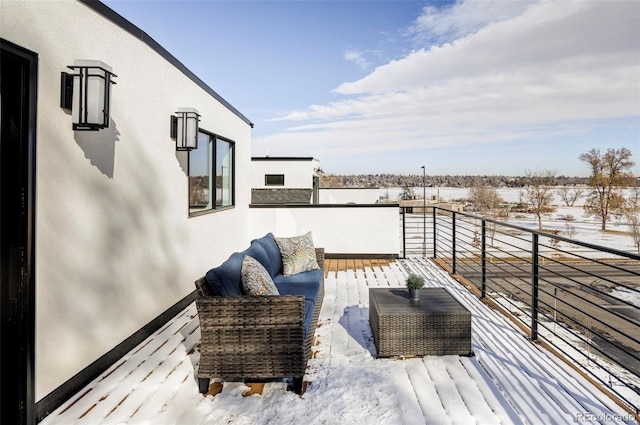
[194, 233, 324, 394]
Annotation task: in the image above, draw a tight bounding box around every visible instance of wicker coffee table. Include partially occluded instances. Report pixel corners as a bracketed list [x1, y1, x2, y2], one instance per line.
[369, 288, 472, 357]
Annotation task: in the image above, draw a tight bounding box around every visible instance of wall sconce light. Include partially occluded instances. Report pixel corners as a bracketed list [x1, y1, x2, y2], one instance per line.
[60, 60, 116, 131]
[170, 108, 200, 151]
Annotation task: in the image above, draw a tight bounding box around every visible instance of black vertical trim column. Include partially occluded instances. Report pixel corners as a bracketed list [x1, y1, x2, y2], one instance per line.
[0, 38, 38, 425]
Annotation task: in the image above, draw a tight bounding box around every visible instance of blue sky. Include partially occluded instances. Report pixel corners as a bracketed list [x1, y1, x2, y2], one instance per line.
[103, 0, 640, 177]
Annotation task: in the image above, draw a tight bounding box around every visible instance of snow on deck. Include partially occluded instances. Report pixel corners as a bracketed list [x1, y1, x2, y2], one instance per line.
[40, 258, 638, 425]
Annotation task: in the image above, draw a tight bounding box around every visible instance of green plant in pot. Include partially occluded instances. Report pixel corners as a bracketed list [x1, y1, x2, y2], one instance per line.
[406, 273, 425, 301]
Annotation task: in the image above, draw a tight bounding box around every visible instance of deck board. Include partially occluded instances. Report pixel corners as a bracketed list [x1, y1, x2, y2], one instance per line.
[40, 258, 637, 425]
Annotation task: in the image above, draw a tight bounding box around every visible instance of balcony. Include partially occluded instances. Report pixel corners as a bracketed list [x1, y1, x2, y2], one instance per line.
[40, 246, 638, 424]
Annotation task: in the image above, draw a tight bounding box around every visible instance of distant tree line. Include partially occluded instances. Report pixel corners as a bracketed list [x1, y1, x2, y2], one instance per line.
[320, 174, 601, 189]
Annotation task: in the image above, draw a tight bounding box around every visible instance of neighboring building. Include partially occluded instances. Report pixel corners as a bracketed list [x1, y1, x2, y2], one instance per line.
[251, 156, 321, 204]
[1, 1, 253, 423]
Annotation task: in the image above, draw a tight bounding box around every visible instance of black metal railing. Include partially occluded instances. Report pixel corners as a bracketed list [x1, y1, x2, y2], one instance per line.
[400, 206, 436, 257]
[400, 206, 640, 413]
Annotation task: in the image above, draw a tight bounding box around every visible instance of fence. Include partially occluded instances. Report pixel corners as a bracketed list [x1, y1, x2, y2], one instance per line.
[400, 206, 640, 413]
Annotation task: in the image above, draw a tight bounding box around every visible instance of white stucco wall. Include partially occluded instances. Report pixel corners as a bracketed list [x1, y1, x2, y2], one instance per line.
[251, 158, 318, 189]
[1, 1, 252, 400]
[248, 206, 400, 255]
[319, 188, 382, 204]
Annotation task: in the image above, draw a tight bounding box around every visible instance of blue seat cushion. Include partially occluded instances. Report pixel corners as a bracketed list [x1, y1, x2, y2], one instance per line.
[273, 269, 323, 300]
[252, 233, 282, 277]
[273, 268, 323, 336]
[205, 252, 244, 296]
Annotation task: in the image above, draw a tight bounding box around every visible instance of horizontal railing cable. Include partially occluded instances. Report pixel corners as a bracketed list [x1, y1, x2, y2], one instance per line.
[402, 205, 640, 414]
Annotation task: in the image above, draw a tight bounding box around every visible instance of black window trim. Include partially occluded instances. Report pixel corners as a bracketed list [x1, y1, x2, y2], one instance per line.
[188, 129, 235, 217]
[265, 174, 285, 186]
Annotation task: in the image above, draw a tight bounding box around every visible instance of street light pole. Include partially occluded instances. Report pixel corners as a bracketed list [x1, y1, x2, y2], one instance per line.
[421, 165, 426, 257]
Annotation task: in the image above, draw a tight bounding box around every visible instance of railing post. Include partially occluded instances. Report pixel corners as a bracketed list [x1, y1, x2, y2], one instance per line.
[422, 203, 426, 258]
[432, 207, 437, 258]
[531, 233, 539, 341]
[401, 207, 406, 259]
[452, 211, 456, 275]
[481, 220, 486, 298]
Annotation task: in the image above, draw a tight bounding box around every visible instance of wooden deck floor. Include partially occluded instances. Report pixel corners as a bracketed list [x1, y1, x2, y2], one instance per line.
[323, 258, 393, 277]
[40, 258, 638, 425]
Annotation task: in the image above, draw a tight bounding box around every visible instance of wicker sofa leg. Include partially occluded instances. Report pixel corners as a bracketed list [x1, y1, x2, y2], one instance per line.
[198, 377, 210, 394]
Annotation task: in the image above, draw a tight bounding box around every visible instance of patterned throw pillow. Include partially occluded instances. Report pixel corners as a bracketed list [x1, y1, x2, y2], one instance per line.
[241, 256, 279, 296]
[275, 231, 320, 276]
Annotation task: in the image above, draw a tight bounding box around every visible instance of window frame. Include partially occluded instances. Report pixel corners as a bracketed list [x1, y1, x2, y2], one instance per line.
[264, 174, 285, 186]
[188, 129, 235, 217]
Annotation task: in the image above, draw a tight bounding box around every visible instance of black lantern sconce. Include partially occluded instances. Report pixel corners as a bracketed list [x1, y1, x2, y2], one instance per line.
[60, 60, 116, 131]
[170, 108, 200, 151]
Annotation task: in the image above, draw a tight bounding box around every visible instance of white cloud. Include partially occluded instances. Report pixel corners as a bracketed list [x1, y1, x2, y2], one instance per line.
[406, 0, 537, 43]
[254, 0, 640, 169]
[335, 1, 639, 95]
[344, 49, 372, 71]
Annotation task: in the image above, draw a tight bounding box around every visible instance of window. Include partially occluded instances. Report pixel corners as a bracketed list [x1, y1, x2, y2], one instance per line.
[216, 138, 233, 207]
[189, 130, 234, 215]
[265, 174, 285, 186]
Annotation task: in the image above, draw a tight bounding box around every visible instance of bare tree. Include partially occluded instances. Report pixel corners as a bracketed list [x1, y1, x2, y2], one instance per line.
[468, 185, 506, 245]
[549, 230, 561, 254]
[468, 185, 502, 213]
[399, 185, 416, 200]
[520, 169, 557, 230]
[623, 185, 640, 254]
[557, 187, 584, 207]
[565, 222, 577, 239]
[189, 176, 209, 206]
[579, 147, 635, 231]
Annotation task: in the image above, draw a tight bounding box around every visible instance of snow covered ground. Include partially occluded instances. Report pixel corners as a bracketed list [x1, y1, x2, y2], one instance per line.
[41, 259, 638, 425]
[390, 186, 639, 255]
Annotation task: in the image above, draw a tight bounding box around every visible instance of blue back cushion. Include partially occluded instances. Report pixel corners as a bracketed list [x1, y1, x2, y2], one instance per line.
[205, 252, 244, 296]
[243, 242, 272, 277]
[204, 242, 273, 296]
[252, 233, 282, 277]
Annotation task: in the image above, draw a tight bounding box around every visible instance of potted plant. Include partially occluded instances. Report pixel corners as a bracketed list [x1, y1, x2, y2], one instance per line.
[406, 273, 425, 301]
